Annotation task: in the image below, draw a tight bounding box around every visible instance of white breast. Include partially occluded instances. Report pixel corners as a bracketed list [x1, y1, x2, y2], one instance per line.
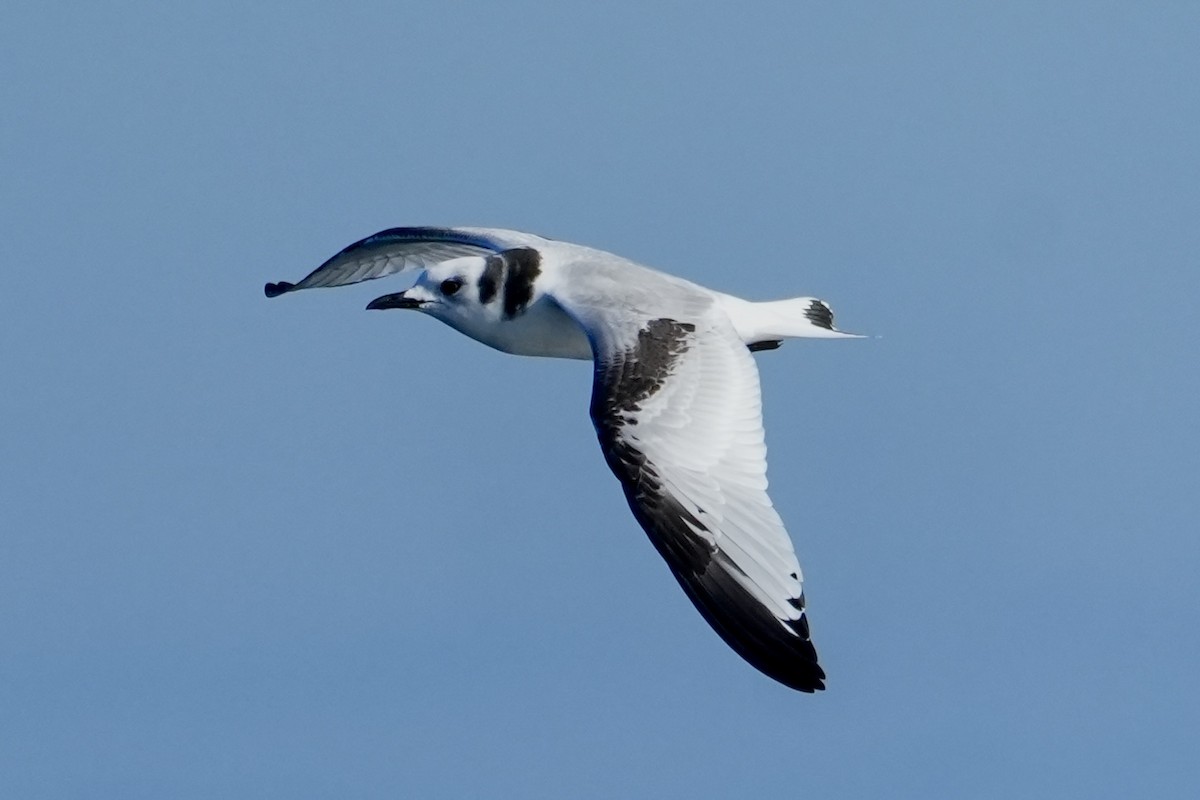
[450, 294, 593, 360]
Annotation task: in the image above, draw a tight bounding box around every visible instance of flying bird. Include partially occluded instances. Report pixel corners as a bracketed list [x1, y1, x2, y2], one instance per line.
[266, 227, 860, 692]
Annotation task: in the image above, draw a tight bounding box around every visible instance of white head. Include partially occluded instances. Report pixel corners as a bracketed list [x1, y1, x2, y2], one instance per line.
[367, 255, 501, 333]
[365, 248, 578, 357]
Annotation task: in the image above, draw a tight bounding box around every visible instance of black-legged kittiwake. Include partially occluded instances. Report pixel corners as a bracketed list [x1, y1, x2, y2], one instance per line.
[267, 227, 861, 692]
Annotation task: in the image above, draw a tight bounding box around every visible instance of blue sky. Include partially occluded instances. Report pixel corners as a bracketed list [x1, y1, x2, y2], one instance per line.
[2, 2, 1198, 797]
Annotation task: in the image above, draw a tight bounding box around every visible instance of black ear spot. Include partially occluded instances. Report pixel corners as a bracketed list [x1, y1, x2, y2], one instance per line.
[440, 278, 463, 296]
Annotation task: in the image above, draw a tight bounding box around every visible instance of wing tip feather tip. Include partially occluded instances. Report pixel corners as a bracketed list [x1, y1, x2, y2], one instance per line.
[790, 670, 826, 693]
[264, 281, 294, 298]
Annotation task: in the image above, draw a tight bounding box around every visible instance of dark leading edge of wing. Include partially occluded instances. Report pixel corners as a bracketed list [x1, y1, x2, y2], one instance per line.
[590, 319, 826, 692]
[264, 227, 514, 298]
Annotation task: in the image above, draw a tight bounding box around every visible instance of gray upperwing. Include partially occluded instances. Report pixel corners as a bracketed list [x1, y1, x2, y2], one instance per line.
[586, 314, 824, 692]
[549, 268, 825, 692]
[265, 226, 546, 297]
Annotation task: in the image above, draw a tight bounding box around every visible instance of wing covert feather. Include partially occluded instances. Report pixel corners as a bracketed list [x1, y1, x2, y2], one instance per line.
[264, 227, 542, 297]
[551, 277, 825, 692]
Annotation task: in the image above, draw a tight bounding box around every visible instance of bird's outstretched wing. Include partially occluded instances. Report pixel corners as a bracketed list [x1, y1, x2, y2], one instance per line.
[553, 276, 825, 692]
[264, 227, 544, 297]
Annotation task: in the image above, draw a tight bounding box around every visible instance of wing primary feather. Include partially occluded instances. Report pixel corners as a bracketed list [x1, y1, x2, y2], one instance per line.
[588, 316, 825, 692]
[264, 227, 530, 297]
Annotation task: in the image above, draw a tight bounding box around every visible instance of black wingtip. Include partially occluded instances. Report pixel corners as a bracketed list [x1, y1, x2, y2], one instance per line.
[264, 281, 294, 298]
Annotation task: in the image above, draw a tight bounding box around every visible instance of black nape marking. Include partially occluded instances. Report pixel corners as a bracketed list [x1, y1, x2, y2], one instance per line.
[499, 247, 542, 318]
[748, 340, 782, 352]
[804, 299, 834, 330]
[264, 281, 295, 298]
[477, 255, 504, 304]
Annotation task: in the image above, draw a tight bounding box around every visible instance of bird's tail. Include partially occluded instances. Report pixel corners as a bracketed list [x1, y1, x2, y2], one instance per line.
[715, 293, 864, 349]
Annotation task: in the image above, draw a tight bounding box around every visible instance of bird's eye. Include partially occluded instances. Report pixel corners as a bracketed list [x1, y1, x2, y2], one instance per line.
[440, 278, 463, 296]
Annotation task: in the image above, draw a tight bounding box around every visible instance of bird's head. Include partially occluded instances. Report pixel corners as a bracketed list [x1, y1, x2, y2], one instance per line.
[366, 255, 505, 337]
